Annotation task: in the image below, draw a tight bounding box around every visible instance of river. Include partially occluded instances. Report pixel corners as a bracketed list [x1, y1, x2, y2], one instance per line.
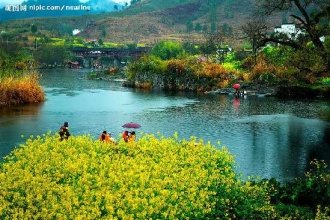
[1, 68, 330, 182]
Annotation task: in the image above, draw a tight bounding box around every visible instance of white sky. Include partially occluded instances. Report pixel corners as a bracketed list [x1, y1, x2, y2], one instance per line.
[0, 0, 127, 5]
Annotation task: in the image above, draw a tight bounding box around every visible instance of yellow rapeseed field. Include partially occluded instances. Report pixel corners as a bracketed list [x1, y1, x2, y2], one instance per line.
[0, 132, 275, 219]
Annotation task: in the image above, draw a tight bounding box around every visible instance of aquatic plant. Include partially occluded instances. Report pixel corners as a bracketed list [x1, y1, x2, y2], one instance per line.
[0, 71, 45, 106]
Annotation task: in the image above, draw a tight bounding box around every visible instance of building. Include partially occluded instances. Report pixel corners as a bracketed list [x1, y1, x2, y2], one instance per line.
[72, 29, 81, 36]
[274, 23, 305, 40]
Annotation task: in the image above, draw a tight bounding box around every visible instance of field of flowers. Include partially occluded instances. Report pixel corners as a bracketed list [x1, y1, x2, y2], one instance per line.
[0, 132, 276, 219]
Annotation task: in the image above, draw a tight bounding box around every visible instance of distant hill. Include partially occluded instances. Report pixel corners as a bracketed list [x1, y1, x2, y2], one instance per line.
[0, 0, 283, 47]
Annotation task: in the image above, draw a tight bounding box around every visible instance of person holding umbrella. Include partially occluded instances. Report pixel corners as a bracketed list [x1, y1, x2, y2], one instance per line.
[233, 83, 241, 97]
[122, 122, 141, 142]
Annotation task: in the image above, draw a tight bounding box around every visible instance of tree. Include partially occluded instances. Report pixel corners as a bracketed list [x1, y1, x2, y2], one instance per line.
[114, 5, 118, 11]
[31, 24, 38, 35]
[199, 31, 226, 57]
[33, 45, 71, 66]
[186, 21, 194, 33]
[240, 15, 269, 65]
[211, 22, 216, 33]
[195, 23, 202, 32]
[256, 0, 330, 55]
[151, 41, 183, 60]
[101, 29, 107, 38]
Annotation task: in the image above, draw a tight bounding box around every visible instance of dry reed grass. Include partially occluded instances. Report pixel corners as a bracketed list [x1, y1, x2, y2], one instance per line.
[0, 71, 45, 106]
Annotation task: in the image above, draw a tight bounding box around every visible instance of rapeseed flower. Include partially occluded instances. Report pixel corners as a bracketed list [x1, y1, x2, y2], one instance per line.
[0, 132, 275, 219]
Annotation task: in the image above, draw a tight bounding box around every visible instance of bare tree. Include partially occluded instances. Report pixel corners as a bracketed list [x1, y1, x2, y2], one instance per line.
[240, 15, 269, 64]
[199, 30, 226, 57]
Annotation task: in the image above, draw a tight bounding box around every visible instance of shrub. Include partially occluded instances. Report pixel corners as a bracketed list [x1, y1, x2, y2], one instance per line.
[0, 71, 45, 106]
[263, 159, 330, 219]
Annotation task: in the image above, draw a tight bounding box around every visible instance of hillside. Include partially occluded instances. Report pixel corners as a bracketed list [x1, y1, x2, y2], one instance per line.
[0, 0, 283, 47]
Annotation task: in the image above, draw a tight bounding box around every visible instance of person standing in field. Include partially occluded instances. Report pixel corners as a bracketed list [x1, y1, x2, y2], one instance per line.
[122, 130, 129, 142]
[59, 121, 71, 141]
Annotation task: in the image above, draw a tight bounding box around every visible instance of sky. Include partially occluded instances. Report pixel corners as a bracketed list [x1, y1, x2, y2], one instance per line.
[0, 0, 127, 6]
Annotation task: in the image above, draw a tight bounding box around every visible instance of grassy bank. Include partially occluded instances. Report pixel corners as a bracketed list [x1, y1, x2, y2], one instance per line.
[0, 71, 45, 106]
[0, 132, 329, 219]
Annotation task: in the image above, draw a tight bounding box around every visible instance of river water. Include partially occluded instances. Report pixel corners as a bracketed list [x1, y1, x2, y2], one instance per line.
[1, 68, 330, 182]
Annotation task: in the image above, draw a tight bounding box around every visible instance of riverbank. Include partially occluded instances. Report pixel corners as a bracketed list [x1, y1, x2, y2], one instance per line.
[123, 76, 330, 100]
[205, 82, 330, 99]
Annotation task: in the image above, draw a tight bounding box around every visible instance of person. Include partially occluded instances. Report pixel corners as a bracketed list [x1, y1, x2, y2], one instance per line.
[99, 130, 110, 142]
[129, 131, 136, 142]
[59, 121, 70, 141]
[109, 133, 116, 144]
[122, 130, 129, 142]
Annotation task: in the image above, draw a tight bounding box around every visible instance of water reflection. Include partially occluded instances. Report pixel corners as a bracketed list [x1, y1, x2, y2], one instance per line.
[0, 69, 329, 183]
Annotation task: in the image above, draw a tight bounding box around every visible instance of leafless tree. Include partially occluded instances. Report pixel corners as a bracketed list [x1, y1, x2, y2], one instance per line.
[240, 15, 269, 64]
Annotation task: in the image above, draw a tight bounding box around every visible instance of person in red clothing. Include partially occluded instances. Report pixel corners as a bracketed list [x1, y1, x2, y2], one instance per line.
[122, 130, 129, 142]
[99, 131, 110, 142]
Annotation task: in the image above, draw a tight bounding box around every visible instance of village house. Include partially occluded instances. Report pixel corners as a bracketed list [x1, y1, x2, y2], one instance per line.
[274, 23, 306, 40]
[72, 29, 81, 36]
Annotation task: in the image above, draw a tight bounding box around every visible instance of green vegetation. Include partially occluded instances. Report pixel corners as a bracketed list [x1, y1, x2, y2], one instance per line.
[125, 36, 329, 92]
[0, 133, 329, 219]
[0, 41, 45, 106]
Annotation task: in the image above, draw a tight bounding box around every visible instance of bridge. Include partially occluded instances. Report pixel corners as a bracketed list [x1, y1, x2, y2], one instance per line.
[72, 47, 152, 58]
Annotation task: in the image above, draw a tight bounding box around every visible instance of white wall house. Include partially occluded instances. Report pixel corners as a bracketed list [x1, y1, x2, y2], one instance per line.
[72, 29, 81, 36]
[274, 23, 305, 40]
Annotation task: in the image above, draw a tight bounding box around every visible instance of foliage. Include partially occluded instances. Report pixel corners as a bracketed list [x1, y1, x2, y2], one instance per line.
[32, 44, 72, 67]
[0, 42, 34, 76]
[166, 59, 186, 77]
[0, 71, 45, 106]
[261, 159, 330, 219]
[30, 24, 38, 35]
[321, 77, 330, 84]
[151, 41, 184, 60]
[127, 55, 166, 80]
[182, 41, 200, 55]
[127, 53, 247, 90]
[257, 0, 329, 51]
[0, 132, 277, 219]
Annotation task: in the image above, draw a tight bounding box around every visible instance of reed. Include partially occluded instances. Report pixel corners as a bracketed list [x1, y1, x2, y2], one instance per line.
[0, 70, 45, 106]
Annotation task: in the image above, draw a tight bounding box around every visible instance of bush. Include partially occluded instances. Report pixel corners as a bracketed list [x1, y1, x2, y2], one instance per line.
[0, 71, 45, 106]
[262, 160, 330, 219]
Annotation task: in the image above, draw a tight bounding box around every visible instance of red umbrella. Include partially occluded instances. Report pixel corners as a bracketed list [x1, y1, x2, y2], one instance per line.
[122, 122, 141, 129]
[233, 83, 240, 89]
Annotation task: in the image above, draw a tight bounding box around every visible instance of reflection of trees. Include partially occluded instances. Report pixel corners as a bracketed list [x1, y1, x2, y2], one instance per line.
[306, 126, 330, 171]
[0, 103, 43, 118]
[287, 117, 305, 177]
